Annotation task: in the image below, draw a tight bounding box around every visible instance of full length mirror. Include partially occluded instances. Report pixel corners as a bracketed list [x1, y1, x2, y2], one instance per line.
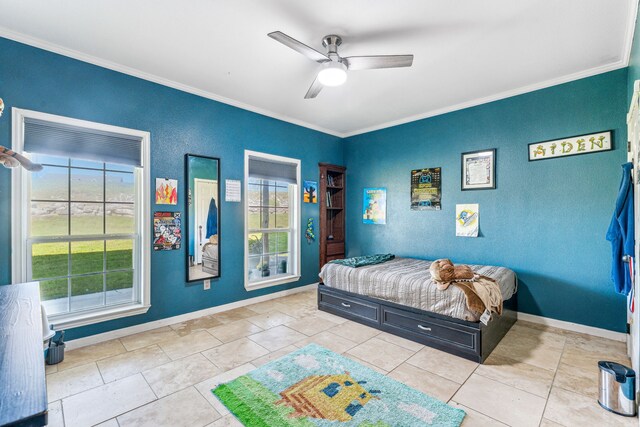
[186, 154, 220, 282]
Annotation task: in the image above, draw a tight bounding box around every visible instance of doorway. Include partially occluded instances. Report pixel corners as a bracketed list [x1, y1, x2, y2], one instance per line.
[194, 178, 218, 265]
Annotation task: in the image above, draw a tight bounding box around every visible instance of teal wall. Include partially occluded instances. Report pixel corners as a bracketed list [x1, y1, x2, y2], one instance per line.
[0, 32, 634, 337]
[343, 69, 629, 332]
[0, 37, 342, 340]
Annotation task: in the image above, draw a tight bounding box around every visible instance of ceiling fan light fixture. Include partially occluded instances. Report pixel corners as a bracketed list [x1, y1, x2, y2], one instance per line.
[317, 61, 347, 87]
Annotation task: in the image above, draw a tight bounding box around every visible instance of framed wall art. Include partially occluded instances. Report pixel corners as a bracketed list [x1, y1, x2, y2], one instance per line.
[528, 130, 612, 161]
[303, 180, 318, 203]
[155, 178, 178, 204]
[461, 149, 495, 190]
[411, 167, 441, 210]
[363, 187, 387, 224]
[153, 211, 182, 251]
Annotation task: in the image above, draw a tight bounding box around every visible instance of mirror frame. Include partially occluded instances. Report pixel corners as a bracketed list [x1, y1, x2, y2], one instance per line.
[185, 153, 221, 283]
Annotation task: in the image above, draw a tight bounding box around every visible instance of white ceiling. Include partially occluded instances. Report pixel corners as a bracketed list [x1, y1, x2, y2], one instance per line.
[0, 0, 636, 137]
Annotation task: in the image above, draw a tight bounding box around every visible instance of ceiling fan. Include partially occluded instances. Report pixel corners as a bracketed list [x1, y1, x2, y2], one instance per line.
[268, 31, 414, 99]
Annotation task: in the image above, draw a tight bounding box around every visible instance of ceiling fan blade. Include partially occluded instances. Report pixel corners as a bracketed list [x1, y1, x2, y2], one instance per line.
[268, 31, 330, 63]
[344, 55, 414, 71]
[304, 75, 323, 99]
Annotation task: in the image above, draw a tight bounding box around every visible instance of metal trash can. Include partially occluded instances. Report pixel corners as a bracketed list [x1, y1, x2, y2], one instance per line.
[598, 361, 636, 417]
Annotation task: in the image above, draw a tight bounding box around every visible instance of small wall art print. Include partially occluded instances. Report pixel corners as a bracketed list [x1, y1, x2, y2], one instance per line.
[461, 149, 495, 190]
[153, 211, 182, 250]
[456, 204, 479, 237]
[528, 130, 612, 161]
[363, 187, 387, 224]
[303, 180, 318, 203]
[411, 167, 441, 210]
[156, 178, 178, 205]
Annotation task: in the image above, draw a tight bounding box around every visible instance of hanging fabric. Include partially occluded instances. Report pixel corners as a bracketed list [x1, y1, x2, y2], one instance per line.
[630, 258, 635, 313]
[607, 162, 635, 295]
[206, 197, 218, 238]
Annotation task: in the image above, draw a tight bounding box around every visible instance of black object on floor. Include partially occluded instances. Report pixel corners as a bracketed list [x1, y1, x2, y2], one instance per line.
[46, 331, 65, 365]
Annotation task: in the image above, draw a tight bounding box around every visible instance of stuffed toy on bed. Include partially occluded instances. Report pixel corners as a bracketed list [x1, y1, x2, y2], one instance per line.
[430, 258, 502, 316]
[429, 258, 477, 287]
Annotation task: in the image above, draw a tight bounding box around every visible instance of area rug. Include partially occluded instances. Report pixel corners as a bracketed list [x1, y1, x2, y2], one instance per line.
[212, 343, 465, 426]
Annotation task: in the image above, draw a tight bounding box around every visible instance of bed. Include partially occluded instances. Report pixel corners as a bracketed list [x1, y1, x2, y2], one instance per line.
[201, 242, 219, 276]
[317, 257, 518, 363]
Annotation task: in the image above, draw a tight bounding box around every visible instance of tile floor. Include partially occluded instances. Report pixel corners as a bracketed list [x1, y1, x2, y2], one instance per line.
[45, 289, 635, 427]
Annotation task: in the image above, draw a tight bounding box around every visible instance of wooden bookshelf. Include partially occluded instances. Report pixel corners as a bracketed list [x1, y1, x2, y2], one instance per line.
[319, 163, 346, 267]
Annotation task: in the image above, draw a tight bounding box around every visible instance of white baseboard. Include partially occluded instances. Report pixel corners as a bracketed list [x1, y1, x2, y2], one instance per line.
[517, 312, 626, 342]
[66, 285, 627, 350]
[65, 283, 318, 350]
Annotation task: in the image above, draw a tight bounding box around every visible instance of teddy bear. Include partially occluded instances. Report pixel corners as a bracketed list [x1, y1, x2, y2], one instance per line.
[429, 258, 477, 288]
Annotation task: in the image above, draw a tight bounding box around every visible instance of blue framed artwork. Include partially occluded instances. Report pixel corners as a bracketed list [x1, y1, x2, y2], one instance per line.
[363, 187, 387, 225]
[303, 180, 317, 203]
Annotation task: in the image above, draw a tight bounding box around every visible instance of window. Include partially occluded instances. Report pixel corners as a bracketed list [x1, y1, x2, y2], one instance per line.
[12, 109, 150, 328]
[244, 151, 300, 290]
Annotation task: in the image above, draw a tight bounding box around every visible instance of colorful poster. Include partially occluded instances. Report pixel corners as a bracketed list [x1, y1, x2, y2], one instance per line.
[456, 204, 479, 237]
[153, 211, 182, 250]
[411, 168, 441, 210]
[362, 188, 387, 224]
[303, 180, 318, 203]
[156, 178, 178, 205]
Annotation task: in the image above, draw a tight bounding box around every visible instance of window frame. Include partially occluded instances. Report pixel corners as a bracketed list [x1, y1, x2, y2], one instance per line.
[244, 150, 301, 291]
[11, 108, 151, 329]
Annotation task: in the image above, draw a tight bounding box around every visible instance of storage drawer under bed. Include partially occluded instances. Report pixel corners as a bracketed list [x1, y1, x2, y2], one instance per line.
[381, 306, 478, 351]
[318, 289, 380, 325]
[317, 284, 516, 363]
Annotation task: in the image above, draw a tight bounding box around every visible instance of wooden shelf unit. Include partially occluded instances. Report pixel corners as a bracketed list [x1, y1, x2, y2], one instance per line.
[319, 163, 346, 267]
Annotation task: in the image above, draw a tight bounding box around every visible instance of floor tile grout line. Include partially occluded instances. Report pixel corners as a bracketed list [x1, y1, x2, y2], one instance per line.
[344, 335, 418, 372]
[54, 372, 154, 424]
[95, 359, 107, 385]
[537, 335, 568, 427]
[472, 369, 550, 400]
[446, 357, 519, 426]
[59, 399, 67, 427]
[115, 384, 220, 424]
[139, 369, 159, 400]
[48, 362, 106, 404]
[403, 356, 476, 386]
[447, 400, 510, 427]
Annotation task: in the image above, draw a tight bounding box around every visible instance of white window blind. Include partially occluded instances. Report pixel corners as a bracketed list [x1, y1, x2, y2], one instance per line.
[24, 117, 143, 167]
[248, 157, 297, 184]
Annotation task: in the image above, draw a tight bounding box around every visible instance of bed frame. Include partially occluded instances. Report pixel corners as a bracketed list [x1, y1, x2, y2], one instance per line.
[318, 283, 517, 363]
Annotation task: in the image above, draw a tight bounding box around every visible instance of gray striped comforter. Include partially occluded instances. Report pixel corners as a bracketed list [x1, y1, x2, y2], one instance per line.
[318, 257, 517, 322]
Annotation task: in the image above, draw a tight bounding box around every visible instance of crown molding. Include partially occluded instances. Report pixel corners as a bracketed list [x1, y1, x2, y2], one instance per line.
[1, 13, 635, 140]
[0, 27, 344, 138]
[342, 59, 628, 138]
